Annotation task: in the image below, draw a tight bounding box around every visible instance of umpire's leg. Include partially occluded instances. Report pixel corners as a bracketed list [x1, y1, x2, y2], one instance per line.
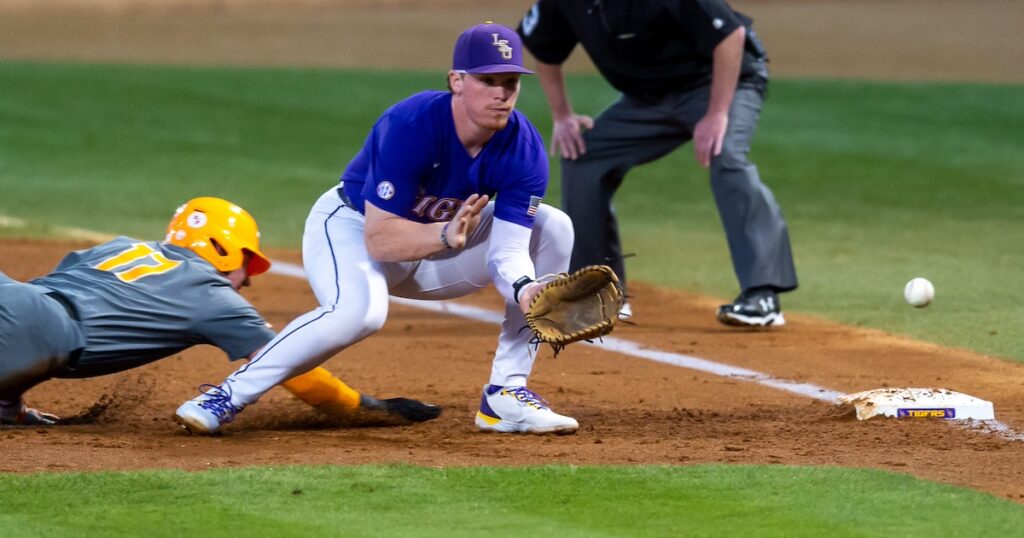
[562, 94, 687, 289]
[708, 87, 798, 293]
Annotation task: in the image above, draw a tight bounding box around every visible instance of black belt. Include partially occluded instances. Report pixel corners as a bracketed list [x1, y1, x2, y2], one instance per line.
[336, 186, 354, 208]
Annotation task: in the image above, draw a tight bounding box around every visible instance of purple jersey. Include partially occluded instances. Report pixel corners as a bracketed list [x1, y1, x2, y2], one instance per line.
[340, 91, 548, 228]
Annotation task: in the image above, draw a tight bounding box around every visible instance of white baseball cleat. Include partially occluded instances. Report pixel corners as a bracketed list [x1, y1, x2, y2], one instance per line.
[475, 384, 578, 434]
[174, 384, 243, 435]
[618, 302, 633, 321]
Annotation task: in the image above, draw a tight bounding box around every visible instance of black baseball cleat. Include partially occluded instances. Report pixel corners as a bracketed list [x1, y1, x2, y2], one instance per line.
[716, 289, 786, 327]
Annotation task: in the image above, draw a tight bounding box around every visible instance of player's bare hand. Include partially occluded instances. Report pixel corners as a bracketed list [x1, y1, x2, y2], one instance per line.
[550, 114, 594, 160]
[0, 403, 59, 426]
[447, 194, 489, 249]
[517, 281, 544, 315]
[693, 111, 729, 168]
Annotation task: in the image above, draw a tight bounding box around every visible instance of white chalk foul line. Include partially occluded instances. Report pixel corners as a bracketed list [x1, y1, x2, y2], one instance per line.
[281, 261, 1024, 443]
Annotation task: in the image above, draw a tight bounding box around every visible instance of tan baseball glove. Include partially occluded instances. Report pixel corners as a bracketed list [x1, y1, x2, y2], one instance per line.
[525, 265, 625, 356]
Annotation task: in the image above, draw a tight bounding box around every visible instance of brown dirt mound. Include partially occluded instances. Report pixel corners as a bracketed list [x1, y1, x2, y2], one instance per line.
[2, 239, 1023, 503]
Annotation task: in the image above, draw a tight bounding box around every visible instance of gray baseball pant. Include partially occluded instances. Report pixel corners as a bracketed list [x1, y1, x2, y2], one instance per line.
[0, 272, 84, 399]
[560, 84, 798, 295]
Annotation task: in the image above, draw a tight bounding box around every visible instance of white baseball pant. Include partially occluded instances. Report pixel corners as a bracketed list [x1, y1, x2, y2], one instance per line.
[224, 187, 573, 407]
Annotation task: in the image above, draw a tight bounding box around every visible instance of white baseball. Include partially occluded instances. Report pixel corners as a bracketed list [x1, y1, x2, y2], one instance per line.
[904, 277, 934, 308]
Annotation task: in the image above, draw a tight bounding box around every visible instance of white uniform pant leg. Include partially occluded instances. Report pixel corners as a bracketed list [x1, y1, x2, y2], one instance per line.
[490, 205, 573, 386]
[224, 188, 390, 407]
[388, 203, 573, 388]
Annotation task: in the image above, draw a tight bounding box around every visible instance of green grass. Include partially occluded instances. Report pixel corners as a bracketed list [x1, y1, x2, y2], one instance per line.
[1, 464, 1022, 537]
[0, 63, 442, 245]
[605, 79, 1024, 360]
[0, 62, 1022, 361]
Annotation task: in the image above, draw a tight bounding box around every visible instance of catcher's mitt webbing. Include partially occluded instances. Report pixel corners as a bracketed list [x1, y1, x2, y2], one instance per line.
[525, 265, 624, 356]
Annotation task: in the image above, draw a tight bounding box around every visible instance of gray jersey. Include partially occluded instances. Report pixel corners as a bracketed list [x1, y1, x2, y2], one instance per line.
[30, 237, 276, 378]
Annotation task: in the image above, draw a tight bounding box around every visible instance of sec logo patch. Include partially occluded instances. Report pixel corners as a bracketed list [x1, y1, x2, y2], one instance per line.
[377, 181, 396, 200]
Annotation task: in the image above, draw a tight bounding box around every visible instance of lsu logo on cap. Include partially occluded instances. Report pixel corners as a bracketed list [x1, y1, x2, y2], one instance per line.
[492, 34, 513, 60]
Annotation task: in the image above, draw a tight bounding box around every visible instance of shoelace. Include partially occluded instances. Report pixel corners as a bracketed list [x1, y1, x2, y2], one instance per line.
[196, 384, 238, 423]
[504, 386, 549, 410]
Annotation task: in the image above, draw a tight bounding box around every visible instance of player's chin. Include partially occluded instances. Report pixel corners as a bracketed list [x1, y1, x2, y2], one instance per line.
[484, 115, 510, 131]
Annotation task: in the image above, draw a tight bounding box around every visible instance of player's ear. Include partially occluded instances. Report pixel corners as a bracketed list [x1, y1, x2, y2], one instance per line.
[447, 71, 465, 94]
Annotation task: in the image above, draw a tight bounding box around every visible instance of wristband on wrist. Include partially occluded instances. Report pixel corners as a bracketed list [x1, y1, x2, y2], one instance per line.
[440, 222, 453, 249]
[512, 276, 534, 304]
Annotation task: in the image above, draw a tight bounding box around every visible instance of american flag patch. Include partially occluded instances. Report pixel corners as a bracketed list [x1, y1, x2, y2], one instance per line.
[527, 195, 542, 217]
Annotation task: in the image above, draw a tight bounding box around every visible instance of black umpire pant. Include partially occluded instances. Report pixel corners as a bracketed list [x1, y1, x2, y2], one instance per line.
[561, 83, 798, 296]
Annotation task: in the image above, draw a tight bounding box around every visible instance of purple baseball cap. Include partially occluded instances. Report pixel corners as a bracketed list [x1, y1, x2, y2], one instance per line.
[452, 22, 534, 75]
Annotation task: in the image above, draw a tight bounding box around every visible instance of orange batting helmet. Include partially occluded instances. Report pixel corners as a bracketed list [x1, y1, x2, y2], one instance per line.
[165, 197, 271, 276]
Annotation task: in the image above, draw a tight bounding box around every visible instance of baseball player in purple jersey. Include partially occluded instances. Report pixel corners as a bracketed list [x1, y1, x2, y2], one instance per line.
[176, 23, 580, 435]
[1, 197, 436, 427]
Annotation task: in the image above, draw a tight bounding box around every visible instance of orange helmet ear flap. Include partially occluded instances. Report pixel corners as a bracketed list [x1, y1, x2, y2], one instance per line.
[243, 248, 271, 276]
[165, 197, 271, 276]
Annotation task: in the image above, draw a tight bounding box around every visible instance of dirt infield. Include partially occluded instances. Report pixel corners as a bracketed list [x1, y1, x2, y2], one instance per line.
[3, 239, 1024, 502]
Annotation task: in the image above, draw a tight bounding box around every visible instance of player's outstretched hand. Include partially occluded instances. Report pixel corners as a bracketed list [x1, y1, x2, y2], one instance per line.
[551, 114, 594, 160]
[355, 395, 443, 425]
[447, 194, 489, 249]
[314, 394, 442, 426]
[0, 402, 59, 426]
[517, 280, 545, 315]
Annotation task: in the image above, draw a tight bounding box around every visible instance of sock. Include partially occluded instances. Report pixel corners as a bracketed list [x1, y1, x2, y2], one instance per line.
[282, 367, 362, 411]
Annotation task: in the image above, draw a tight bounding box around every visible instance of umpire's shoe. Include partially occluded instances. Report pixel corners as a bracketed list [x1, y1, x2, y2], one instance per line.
[716, 288, 786, 328]
[174, 384, 242, 435]
[475, 385, 578, 435]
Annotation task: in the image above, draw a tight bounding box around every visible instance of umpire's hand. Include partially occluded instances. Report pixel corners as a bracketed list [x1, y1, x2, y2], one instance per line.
[693, 111, 729, 168]
[551, 114, 594, 160]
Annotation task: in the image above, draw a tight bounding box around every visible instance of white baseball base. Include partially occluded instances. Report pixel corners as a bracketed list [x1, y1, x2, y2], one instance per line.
[836, 387, 994, 420]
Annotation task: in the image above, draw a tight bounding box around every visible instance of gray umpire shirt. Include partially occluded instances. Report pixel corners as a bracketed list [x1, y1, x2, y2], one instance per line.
[27, 236, 276, 378]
